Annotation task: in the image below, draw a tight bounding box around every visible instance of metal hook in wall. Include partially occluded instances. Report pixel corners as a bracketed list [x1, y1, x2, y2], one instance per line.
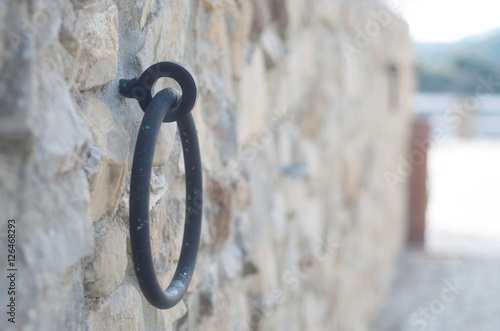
[119, 61, 202, 309]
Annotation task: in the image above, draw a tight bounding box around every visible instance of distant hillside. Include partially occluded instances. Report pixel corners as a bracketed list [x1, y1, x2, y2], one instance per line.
[416, 28, 500, 94]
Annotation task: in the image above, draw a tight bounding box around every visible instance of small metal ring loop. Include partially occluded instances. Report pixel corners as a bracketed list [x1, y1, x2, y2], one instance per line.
[122, 61, 199, 123]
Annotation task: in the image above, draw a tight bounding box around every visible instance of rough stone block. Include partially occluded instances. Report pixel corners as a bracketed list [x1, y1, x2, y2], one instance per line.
[75, 0, 118, 90]
[86, 283, 144, 330]
[138, 0, 189, 68]
[207, 179, 232, 245]
[238, 46, 268, 144]
[82, 99, 129, 222]
[83, 224, 128, 298]
[260, 26, 285, 68]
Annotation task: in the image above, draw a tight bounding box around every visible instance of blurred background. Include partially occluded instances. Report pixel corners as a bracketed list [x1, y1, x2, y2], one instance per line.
[372, 1, 500, 330]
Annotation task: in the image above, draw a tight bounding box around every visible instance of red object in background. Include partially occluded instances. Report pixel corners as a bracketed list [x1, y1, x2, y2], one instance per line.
[408, 118, 430, 245]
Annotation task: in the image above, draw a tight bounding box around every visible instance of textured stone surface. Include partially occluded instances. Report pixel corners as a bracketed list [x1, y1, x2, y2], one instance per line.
[74, 0, 119, 90]
[83, 221, 128, 298]
[207, 179, 232, 245]
[238, 46, 268, 143]
[0, 0, 413, 330]
[82, 99, 129, 222]
[85, 282, 144, 330]
[138, 0, 190, 69]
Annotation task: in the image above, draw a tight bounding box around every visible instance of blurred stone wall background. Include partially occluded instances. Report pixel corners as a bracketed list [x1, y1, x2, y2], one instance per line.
[0, 0, 413, 330]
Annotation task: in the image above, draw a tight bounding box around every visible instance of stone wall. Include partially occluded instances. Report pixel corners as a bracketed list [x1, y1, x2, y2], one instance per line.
[0, 0, 413, 330]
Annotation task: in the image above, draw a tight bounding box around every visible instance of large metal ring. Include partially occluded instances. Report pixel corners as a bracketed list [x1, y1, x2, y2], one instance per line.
[123, 62, 202, 309]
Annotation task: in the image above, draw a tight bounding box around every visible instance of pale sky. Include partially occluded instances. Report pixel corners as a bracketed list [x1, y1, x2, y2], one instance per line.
[400, 0, 500, 43]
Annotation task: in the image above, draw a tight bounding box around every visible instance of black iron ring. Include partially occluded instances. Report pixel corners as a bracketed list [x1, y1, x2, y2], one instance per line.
[126, 65, 202, 309]
[119, 61, 199, 123]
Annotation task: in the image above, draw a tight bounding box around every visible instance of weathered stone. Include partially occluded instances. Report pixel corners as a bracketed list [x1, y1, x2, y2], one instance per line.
[83, 223, 128, 298]
[260, 26, 285, 68]
[145, 299, 188, 329]
[70, 0, 105, 10]
[228, 0, 254, 78]
[220, 242, 244, 279]
[18, 266, 86, 331]
[206, 6, 229, 55]
[234, 173, 251, 209]
[202, 0, 215, 12]
[21, 65, 93, 274]
[207, 179, 232, 245]
[146, 197, 184, 277]
[342, 141, 365, 205]
[82, 99, 129, 222]
[75, 0, 118, 90]
[312, 0, 339, 26]
[138, 0, 189, 69]
[139, 0, 154, 29]
[238, 46, 268, 144]
[198, 78, 238, 162]
[86, 283, 144, 330]
[0, 1, 37, 147]
[0, 2, 6, 67]
[269, 0, 289, 38]
[270, 193, 286, 241]
[250, 0, 271, 41]
[0, 63, 92, 331]
[42, 38, 81, 85]
[32, 0, 64, 52]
